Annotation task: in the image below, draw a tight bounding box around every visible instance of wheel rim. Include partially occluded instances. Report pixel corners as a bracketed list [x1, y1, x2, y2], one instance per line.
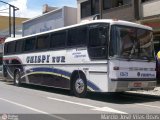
[15, 73, 19, 84]
[75, 78, 85, 94]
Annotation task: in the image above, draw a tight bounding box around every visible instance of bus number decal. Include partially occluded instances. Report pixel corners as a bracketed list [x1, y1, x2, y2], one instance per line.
[120, 72, 128, 77]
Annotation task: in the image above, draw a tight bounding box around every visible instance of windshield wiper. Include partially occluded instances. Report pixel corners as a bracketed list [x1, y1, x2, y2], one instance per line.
[128, 45, 136, 61]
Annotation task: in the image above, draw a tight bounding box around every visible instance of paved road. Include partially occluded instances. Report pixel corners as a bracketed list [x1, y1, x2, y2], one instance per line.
[0, 81, 160, 120]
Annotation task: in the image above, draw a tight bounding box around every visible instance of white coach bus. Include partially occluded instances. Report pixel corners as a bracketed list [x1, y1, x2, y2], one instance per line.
[3, 19, 156, 97]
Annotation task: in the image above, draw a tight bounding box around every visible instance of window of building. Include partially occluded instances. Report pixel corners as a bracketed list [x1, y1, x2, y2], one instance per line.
[50, 31, 66, 48]
[81, 0, 91, 18]
[67, 26, 87, 46]
[36, 34, 50, 50]
[141, 0, 151, 3]
[15, 40, 23, 53]
[103, 0, 112, 9]
[24, 37, 36, 51]
[81, 0, 99, 18]
[103, 0, 131, 10]
[92, 0, 99, 15]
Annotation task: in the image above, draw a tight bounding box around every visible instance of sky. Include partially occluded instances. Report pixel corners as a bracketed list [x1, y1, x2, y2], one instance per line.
[0, 0, 77, 18]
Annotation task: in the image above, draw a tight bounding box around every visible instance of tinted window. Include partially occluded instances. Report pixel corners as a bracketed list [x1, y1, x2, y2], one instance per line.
[89, 26, 108, 47]
[37, 34, 50, 50]
[0, 53, 2, 65]
[103, 0, 112, 9]
[50, 31, 66, 48]
[81, 0, 91, 18]
[7, 41, 16, 54]
[92, 0, 99, 15]
[88, 24, 109, 59]
[24, 37, 36, 51]
[15, 40, 23, 53]
[110, 26, 118, 57]
[142, 0, 151, 3]
[81, 0, 99, 18]
[4, 43, 8, 55]
[103, 0, 131, 10]
[67, 27, 87, 46]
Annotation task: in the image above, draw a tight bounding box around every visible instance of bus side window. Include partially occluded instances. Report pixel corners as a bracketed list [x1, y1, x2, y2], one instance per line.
[50, 31, 66, 49]
[24, 37, 36, 52]
[7, 41, 16, 54]
[15, 40, 23, 53]
[36, 34, 50, 50]
[67, 26, 87, 46]
[88, 25, 109, 59]
[4, 43, 8, 55]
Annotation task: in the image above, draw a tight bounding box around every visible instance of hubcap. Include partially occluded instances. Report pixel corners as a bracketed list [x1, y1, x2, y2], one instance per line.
[75, 78, 85, 94]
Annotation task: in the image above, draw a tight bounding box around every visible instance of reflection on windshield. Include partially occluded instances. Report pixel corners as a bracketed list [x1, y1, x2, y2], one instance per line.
[110, 25, 154, 60]
[138, 29, 153, 59]
[118, 27, 137, 58]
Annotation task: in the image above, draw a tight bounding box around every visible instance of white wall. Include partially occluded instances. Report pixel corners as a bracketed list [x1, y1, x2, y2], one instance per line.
[23, 9, 64, 36]
[64, 7, 77, 26]
[141, 0, 160, 17]
[23, 6, 77, 36]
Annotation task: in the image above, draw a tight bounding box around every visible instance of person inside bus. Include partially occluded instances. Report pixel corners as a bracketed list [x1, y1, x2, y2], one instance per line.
[120, 28, 137, 58]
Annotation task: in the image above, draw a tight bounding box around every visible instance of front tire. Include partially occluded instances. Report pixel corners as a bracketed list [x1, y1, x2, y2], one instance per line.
[72, 74, 87, 98]
[14, 71, 21, 87]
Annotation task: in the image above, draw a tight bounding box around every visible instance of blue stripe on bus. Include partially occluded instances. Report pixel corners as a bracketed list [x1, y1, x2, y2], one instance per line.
[30, 67, 71, 77]
[26, 67, 101, 91]
[87, 81, 101, 91]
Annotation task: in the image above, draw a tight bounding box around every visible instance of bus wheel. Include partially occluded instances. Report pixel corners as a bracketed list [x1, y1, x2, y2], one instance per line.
[72, 74, 87, 98]
[14, 71, 21, 87]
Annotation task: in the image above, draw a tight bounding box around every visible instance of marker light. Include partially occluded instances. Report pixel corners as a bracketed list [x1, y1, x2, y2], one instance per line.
[113, 66, 119, 70]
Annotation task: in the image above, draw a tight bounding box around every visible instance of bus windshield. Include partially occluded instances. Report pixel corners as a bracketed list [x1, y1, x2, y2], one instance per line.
[110, 25, 154, 60]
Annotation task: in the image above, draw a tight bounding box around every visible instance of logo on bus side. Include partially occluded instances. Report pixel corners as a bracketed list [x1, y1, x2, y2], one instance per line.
[137, 72, 141, 77]
[26, 55, 65, 63]
[137, 72, 155, 77]
[72, 52, 86, 58]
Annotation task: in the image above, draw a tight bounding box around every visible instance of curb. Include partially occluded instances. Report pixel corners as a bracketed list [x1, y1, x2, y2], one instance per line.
[124, 91, 160, 99]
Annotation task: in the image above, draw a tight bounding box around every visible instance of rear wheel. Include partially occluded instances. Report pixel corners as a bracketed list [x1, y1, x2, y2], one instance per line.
[14, 71, 21, 86]
[72, 74, 87, 97]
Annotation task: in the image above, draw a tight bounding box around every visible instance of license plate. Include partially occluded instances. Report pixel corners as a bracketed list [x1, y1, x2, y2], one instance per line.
[128, 82, 142, 88]
[133, 82, 142, 87]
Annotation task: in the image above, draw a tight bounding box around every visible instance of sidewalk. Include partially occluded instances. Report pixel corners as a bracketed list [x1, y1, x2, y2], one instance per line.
[128, 86, 160, 97]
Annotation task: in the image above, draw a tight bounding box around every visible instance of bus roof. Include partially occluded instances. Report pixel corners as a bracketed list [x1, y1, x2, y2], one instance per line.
[5, 19, 152, 43]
